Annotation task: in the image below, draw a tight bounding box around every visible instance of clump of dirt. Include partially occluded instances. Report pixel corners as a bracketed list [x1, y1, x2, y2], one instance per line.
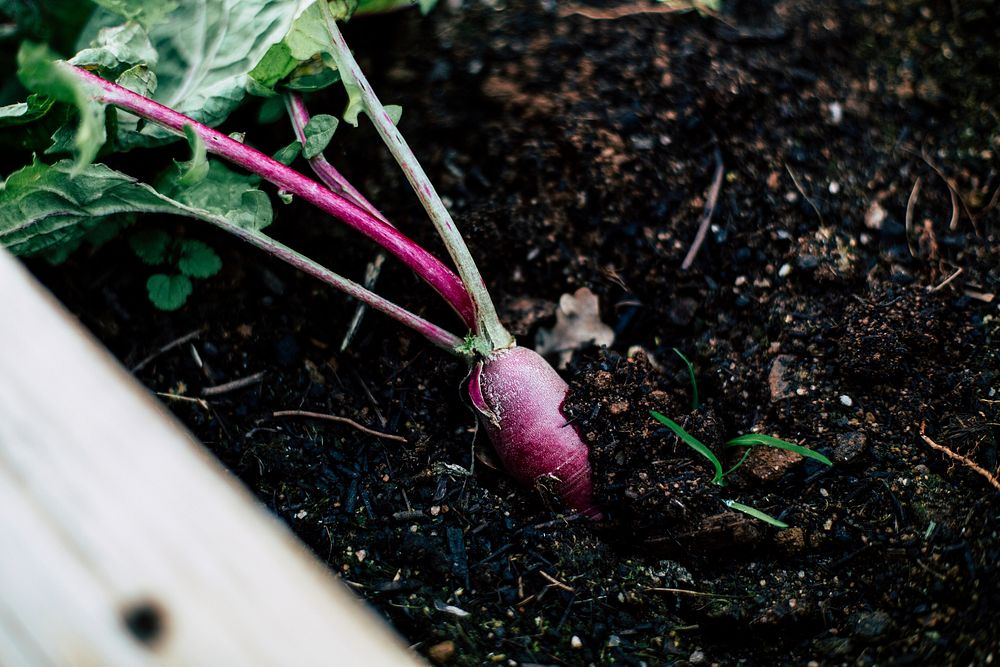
[20, 0, 999, 664]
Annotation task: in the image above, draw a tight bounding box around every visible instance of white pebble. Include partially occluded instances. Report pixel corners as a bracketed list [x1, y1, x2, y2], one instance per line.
[571, 636, 583, 649]
[829, 181, 840, 194]
[778, 263, 792, 278]
[839, 394, 853, 407]
[829, 101, 844, 124]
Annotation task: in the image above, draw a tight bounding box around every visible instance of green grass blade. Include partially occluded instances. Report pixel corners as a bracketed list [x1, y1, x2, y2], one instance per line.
[672, 347, 699, 409]
[724, 433, 833, 467]
[651, 411, 724, 485]
[723, 499, 789, 528]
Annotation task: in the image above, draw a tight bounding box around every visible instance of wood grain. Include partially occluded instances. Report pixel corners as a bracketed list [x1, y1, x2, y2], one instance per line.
[0, 250, 422, 666]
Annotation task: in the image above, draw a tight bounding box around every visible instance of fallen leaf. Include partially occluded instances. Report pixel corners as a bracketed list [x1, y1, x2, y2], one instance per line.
[535, 287, 615, 368]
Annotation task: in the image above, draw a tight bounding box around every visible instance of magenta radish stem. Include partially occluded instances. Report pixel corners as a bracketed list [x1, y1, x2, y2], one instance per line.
[65, 64, 476, 329]
[284, 92, 387, 223]
[319, 10, 513, 351]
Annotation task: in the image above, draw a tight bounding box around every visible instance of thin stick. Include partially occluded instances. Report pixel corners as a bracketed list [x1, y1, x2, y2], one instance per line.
[202, 371, 266, 396]
[920, 422, 1000, 493]
[319, 11, 513, 351]
[67, 64, 475, 328]
[559, 2, 705, 20]
[785, 163, 823, 225]
[130, 327, 206, 372]
[905, 176, 922, 258]
[155, 392, 210, 410]
[645, 587, 742, 598]
[928, 266, 963, 292]
[681, 147, 724, 270]
[272, 410, 408, 443]
[539, 571, 574, 593]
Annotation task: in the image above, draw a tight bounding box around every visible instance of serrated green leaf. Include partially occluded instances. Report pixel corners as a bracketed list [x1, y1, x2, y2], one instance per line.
[177, 124, 209, 186]
[302, 113, 338, 159]
[69, 21, 158, 77]
[722, 500, 789, 529]
[651, 411, 726, 486]
[81, 0, 311, 148]
[0, 95, 55, 127]
[272, 141, 301, 166]
[177, 239, 222, 278]
[1, 159, 273, 259]
[17, 42, 106, 171]
[91, 0, 179, 31]
[146, 273, 192, 310]
[129, 227, 171, 264]
[724, 434, 834, 467]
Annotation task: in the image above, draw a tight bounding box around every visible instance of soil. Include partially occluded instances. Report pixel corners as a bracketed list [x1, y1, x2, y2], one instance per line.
[20, 0, 1000, 664]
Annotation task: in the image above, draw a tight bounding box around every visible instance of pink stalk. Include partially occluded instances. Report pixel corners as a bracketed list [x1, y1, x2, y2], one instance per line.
[65, 64, 476, 329]
[284, 92, 386, 223]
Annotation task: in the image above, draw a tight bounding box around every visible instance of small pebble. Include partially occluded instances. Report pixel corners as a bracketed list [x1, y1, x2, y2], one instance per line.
[428, 640, 456, 664]
[829, 181, 840, 194]
[839, 394, 853, 407]
[778, 263, 792, 278]
[571, 636, 583, 649]
[829, 101, 843, 124]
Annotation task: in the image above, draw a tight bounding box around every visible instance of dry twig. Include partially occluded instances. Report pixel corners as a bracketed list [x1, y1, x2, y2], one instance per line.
[558, 2, 703, 20]
[681, 147, 724, 270]
[201, 371, 266, 396]
[905, 176, 922, 258]
[928, 266, 963, 292]
[784, 163, 824, 225]
[272, 410, 408, 443]
[130, 327, 206, 372]
[919, 422, 1000, 493]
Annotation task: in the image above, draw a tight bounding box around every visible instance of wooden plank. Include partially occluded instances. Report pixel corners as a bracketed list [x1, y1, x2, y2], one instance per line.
[0, 249, 422, 667]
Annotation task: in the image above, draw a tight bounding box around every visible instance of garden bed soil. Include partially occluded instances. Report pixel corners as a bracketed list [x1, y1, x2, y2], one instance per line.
[25, 0, 999, 664]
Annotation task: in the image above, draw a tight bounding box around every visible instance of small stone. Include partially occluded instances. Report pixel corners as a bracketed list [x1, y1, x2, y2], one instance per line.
[428, 640, 456, 664]
[829, 101, 843, 124]
[829, 181, 840, 194]
[768, 355, 798, 402]
[571, 636, 583, 649]
[689, 649, 707, 664]
[833, 432, 868, 463]
[864, 201, 887, 230]
[839, 394, 853, 407]
[852, 610, 892, 640]
[778, 263, 792, 278]
[609, 400, 629, 415]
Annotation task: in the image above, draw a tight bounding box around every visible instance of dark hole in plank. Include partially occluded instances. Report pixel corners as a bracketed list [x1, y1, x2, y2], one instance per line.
[122, 599, 166, 647]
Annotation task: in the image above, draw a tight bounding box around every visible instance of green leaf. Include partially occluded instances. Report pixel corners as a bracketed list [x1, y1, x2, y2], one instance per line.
[302, 113, 338, 159]
[160, 161, 273, 232]
[69, 21, 158, 77]
[650, 411, 725, 486]
[146, 273, 192, 310]
[354, 0, 438, 15]
[0, 158, 273, 259]
[0, 95, 55, 127]
[129, 227, 171, 264]
[82, 0, 311, 147]
[91, 0, 180, 30]
[177, 239, 222, 278]
[17, 42, 106, 171]
[342, 81, 364, 127]
[722, 500, 789, 529]
[384, 104, 402, 126]
[272, 141, 301, 166]
[177, 125, 209, 186]
[724, 434, 834, 467]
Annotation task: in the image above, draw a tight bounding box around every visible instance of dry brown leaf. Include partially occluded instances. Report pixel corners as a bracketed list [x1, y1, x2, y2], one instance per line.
[535, 287, 615, 368]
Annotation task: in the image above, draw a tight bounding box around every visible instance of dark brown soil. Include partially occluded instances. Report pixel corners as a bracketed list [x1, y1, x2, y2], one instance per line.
[23, 0, 1000, 664]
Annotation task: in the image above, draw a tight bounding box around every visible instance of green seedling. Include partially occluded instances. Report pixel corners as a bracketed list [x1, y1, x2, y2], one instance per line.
[650, 410, 833, 527]
[671, 347, 699, 409]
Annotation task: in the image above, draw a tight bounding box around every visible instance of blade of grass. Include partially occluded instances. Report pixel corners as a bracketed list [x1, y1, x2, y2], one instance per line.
[724, 433, 833, 467]
[722, 499, 789, 528]
[671, 347, 699, 409]
[650, 411, 724, 485]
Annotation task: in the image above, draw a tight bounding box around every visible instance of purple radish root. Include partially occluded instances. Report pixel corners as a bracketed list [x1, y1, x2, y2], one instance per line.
[470, 346, 601, 519]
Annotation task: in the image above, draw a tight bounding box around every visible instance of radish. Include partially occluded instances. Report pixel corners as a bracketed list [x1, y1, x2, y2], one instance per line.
[12, 5, 602, 517]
